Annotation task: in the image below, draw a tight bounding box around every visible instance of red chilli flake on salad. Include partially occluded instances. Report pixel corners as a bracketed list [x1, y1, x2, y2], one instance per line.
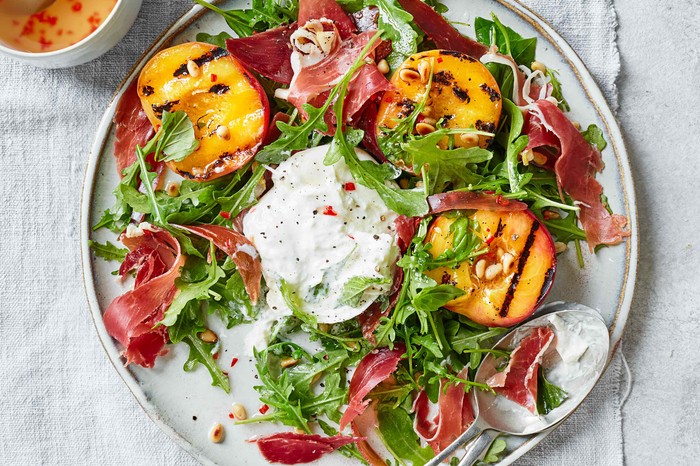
[90, 0, 630, 464]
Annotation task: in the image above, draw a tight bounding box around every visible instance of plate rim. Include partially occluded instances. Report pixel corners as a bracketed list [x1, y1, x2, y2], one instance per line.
[79, 1, 639, 465]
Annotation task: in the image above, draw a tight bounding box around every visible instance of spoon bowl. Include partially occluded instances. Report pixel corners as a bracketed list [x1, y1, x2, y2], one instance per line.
[427, 302, 610, 466]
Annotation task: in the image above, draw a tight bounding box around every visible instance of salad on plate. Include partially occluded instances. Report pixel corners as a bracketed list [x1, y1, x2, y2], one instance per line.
[89, 0, 630, 464]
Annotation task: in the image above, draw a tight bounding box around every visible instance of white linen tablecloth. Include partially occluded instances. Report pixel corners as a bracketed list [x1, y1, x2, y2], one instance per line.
[0, 1, 625, 464]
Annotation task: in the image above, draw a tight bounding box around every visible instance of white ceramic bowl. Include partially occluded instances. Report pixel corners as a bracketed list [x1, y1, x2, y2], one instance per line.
[0, 0, 143, 68]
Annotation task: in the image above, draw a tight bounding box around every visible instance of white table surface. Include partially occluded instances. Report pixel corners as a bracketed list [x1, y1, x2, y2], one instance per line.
[614, 0, 700, 463]
[0, 0, 697, 465]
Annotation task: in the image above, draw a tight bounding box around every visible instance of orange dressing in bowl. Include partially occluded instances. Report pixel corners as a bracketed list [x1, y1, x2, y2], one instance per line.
[0, 0, 118, 53]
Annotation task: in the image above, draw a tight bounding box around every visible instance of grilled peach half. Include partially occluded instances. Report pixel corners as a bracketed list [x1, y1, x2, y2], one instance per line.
[425, 209, 556, 327]
[376, 50, 502, 158]
[138, 42, 269, 181]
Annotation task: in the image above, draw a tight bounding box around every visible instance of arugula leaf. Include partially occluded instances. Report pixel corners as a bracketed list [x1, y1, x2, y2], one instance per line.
[537, 367, 567, 414]
[581, 124, 608, 151]
[154, 110, 199, 162]
[377, 405, 435, 466]
[479, 437, 507, 464]
[135, 145, 164, 225]
[217, 164, 265, 218]
[93, 162, 140, 232]
[256, 105, 329, 163]
[280, 279, 318, 326]
[546, 68, 570, 112]
[340, 276, 392, 307]
[161, 243, 224, 327]
[474, 15, 537, 66]
[368, 0, 418, 71]
[208, 271, 256, 328]
[502, 98, 530, 193]
[193, 0, 298, 38]
[88, 240, 128, 262]
[196, 31, 233, 48]
[412, 285, 465, 312]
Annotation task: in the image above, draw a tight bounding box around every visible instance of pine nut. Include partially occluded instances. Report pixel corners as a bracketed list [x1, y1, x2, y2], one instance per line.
[377, 59, 390, 74]
[532, 151, 548, 165]
[543, 210, 560, 220]
[295, 428, 307, 435]
[459, 133, 480, 147]
[416, 122, 436, 135]
[497, 247, 505, 258]
[166, 181, 180, 197]
[280, 357, 299, 368]
[571, 121, 581, 130]
[199, 329, 218, 343]
[421, 106, 432, 116]
[417, 60, 430, 83]
[187, 60, 201, 78]
[216, 125, 231, 140]
[365, 57, 374, 65]
[485, 263, 503, 280]
[318, 323, 332, 332]
[209, 423, 224, 443]
[501, 253, 515, 274]
[399, 68, 421, 82]
[531, 61, 547, 73]
[475, 259, 486, 278]
[520, 149, 535, 166]
[231, 402, 248, 420]
[554, 242, 568, 254]
[421, 117, 437, 126]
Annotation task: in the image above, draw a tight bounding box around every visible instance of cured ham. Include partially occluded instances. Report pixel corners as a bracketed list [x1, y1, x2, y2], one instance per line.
[103, 228, 184, 368]
[226, 23, 298, 84]
[357, 268, 403, 342]
[255, 432, 362, 465]
[343, 64, 393, 123]
[487, 326, 554, 414]
[174, 224, 262, 304]
[350, 402, 387, 466]
[286, 30, 387, 120]
[339, 344, 405, 430]
[413, 369, 475, 454]
[525, 100, 630, 249]
[113, 79, 155, 176]
[397, 0, 488, 58]
[298, 0, 356, 40]
[428, 191, 528, 215]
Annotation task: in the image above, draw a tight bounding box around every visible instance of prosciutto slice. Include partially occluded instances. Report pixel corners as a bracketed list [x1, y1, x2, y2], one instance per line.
[255, 432, 363, 465]
[298, 0, 356, 40]
[487, 326, 554, 414]
[113, 79, 155, 176]
[351, 402, 387, 466]
[103, 228, 184, 368]
[287, 30, 387, 120]
[413, 369, 475, 454]
[339, 344, 406, 430]
[428, 191, 528, 215]
[226, 23, 298, 84]
[397, 0, 488, 58]
[174, 224, 262, 304]
[525, 100, 630, 250]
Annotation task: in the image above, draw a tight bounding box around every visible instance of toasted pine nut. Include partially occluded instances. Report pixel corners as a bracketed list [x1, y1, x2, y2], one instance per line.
[520, 149, 534, 166]
[365, 57, 374, 65]
[554, 242, 568, 254]
[295, 428, 307, 435]
[166, 182, 180, 197]
[417, 60, 430, 83]
[399, 68, 421, 82]
[199, 329, 218, 343]
[311, 373, 322, 384]
[377, 59, 390, 74]
[475, 259, 486, 278]
[209, 423, 224, 443]
[416, 122, 436, 135]
[459, 133, 480, 147]
[187, 60, 201, 78]
[421, 117, 437, 126]
[571, 120, 581, 130]
[485, 263, 503, 280]
[216, 125, 231, 140]
[543, 210, 560, 220]
[231, 403, 248, 421]
[421, 106, 432, 116]
[531, 61, 547, 73]
[501, 253, 515, 274]
[532, 151, 548, 165]
[318, 323, 332, 332]
[280, 357, 299, 368]
[497, 247, 505, 258]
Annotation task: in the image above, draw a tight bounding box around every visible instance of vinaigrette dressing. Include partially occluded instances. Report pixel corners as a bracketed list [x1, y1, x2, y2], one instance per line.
[0, 0, 117, 53]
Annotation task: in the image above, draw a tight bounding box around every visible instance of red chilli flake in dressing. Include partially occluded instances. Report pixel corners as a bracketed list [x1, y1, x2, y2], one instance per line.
[323, 206, 338, 216]
[230, 357, 239, 368]
[259, 404, 270, 414]
[344, 182, 356, 191]
[219, 211, 231, 219]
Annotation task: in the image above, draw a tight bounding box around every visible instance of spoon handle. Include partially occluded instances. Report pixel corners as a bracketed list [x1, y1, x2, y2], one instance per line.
[457, 430, 499, 466]
[425, 422, 483, 465]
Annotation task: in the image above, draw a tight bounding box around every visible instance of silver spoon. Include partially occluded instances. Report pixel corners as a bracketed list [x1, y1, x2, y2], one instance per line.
[426, 302, 610, 466]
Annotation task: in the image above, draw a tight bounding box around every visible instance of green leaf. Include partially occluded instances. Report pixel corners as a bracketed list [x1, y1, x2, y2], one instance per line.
[280, 279, 318, 326]
[369, 0, 418, 71]
[256, 106, 329, 164]
[88, 240, 128, 262]
[183, 334, 230, 393]
[412, 284, 465, 312]
[196, 31, 233, 48]
[581, 124, 608, 151]
[92, 162, 140, 232]
[217, 164, 265, 218]
[537, 368, 567, 414]
[193, 0, 298, 38]
[448, 327, 508, 354]
[377, 406, 435, 465]
[480, 437, 507, 464]
[156, 110, 200, 162]
[339, 276, 392, 307]
[502, 98, 529, 193]
[474, 15, 537, 66]
[546, 68, 570, 112]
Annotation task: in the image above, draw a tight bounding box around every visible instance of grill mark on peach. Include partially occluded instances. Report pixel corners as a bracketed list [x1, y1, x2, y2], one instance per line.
[499, 220, 539, 317]
[173, 47, 229, 78]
